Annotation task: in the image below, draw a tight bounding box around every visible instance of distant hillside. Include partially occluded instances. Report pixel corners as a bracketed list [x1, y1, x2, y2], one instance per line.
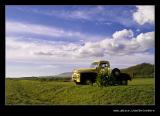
[121, 63, 154, 78]
[55, 72, 72, 78]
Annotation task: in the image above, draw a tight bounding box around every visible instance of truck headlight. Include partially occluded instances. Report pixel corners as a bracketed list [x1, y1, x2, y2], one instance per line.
[76, 73, 80, 77]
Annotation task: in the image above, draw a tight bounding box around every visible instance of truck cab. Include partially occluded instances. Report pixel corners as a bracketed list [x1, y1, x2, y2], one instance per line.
[72, 60, 111, 85]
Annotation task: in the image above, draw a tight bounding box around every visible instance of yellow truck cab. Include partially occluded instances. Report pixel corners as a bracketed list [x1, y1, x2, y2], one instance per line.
[72, 60, 111, 85]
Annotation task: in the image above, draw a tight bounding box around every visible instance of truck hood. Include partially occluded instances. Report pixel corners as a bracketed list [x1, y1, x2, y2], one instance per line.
[74, 68, 96, 73]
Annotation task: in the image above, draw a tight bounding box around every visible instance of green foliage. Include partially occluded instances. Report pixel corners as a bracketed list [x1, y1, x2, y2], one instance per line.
[38, 77, 71, 82]
[5, 78, 154, 105]
[7, 77, 71, 82]
[96, 69, 109, 87]
[96, 70, 103, 87]
[96, 69, 116, 87]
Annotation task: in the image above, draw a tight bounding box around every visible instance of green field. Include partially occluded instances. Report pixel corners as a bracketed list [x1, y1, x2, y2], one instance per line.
[5, 78, 155, 105]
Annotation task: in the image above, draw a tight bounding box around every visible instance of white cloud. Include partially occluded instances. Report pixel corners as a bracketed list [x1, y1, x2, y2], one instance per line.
[75, 29, 154, 57]
[136, 31, 154, 49]
[23, 6, 103, 22]
[6, 21, 80, 38]
[6, 21, 102, 42]
[6, 36, 81, 60]
[69, 10, 91, 20]
[133, 5, 154, 25]
[6, 29, 154, 61]
[14, 6, 139, 28]
[50, 6, 105, 21]
[75, 42, 104, 58]
[112, 29, 134, 39]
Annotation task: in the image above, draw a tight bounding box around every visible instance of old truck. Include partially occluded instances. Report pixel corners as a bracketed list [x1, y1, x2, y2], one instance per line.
[72, 60, 131, 86]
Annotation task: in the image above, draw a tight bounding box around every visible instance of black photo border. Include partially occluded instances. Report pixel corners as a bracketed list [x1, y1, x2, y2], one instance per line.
[0, 0, 160, 113]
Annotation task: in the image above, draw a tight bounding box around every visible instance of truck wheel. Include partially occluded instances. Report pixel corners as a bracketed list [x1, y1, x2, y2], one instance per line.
[86, 80, 93, 86]
[111, 68, 121, 77]
[121, 80, 128, 85]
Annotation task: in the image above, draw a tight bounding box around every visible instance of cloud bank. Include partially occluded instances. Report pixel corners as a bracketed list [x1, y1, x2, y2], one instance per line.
[133, 6, 154, 25]
[6, 21, 154, 60]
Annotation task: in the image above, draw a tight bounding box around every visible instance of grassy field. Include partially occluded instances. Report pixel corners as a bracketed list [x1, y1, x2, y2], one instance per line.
[5, 78, 155, 105]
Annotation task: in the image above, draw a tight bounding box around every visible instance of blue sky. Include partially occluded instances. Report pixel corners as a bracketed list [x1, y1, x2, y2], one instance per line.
[6, 5, 155, 77]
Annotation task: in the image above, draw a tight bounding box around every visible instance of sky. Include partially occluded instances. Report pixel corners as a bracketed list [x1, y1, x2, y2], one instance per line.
[6, 5, 155, 77]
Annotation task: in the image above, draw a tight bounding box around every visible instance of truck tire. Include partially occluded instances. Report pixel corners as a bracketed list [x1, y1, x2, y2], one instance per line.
[111, 68, 121, 77]
[85, 79, 93, 86]
[121, 80, 128, 85]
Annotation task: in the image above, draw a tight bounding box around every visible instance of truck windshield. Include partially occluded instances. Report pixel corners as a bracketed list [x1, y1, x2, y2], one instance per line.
[90, 62, 98, 68]
[100, 63, 109, 68]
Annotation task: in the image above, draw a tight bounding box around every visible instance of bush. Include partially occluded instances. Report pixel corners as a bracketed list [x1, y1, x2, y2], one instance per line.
[96, 69, 119, 87]
[96, 69, 108, 87]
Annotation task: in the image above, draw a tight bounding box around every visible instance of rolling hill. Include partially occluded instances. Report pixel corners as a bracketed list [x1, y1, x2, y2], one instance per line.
[55, 72, 72, 78]
[121, 63, 154, 77]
